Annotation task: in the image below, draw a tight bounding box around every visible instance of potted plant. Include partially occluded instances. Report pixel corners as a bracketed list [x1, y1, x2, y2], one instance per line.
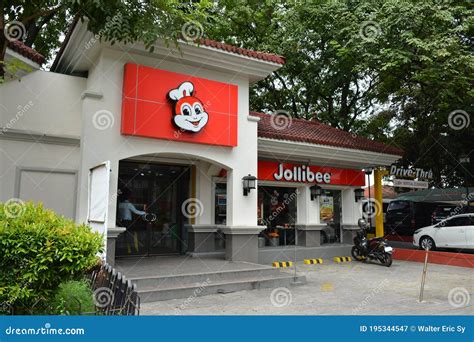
[267, 231, 280, 247]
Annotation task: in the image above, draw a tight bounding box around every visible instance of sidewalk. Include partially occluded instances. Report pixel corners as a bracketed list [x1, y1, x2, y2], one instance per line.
[140, 260, 473, 315]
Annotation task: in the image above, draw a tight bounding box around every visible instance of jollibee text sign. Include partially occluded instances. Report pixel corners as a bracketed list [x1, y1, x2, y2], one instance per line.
[258, 161, 365, 186]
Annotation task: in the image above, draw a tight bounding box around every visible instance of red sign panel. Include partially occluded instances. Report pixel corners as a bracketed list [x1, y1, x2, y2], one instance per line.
[258, 161, 365, 186]
[121, 63, 238, 146]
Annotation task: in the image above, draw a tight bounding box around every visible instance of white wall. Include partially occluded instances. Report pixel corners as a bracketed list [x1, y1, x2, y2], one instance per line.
[17, 169, 77, 218]
[76, 48, 259, 230]
[341, 187, 362, 226]
[0, 70, 86, 136]
[0, 71, 84, 217]
[0, 140, 80, 216]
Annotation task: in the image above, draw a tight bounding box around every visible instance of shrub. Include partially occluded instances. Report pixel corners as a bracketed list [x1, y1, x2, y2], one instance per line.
[0, 201, 103, 314]
[50, 280, 95, 315]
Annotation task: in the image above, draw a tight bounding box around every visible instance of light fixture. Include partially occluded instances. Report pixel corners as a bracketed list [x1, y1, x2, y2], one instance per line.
[310, 185, 322, 201]
[364, 167, 373, 175]
[354, 188, 365, 202]
[459, 155, 470, 164]
[242, 174, 257, 196]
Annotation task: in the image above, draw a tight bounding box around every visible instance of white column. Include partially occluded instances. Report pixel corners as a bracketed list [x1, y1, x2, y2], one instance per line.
[297, 185, 321, 225]
[309, 189, 321, 224]
[226, 169, 258, 226]
[195, 161, 213, 225]
[341, 187, 360, 225]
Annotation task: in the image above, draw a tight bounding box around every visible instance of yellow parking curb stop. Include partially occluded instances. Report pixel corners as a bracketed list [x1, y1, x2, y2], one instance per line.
[333, 256, 352, 263]
[304, 258, 323, 265]
[272, 261, 293, 268]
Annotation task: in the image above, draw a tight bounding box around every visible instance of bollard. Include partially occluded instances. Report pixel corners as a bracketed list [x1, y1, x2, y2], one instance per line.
[418, 247, 430, 302]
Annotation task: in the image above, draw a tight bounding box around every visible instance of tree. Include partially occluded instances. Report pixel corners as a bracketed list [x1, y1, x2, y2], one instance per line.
[208, 0, 387, 129]
[0, 0, 212, 77]
[209, 0, 473, 187]
[365, 0, 473, 187]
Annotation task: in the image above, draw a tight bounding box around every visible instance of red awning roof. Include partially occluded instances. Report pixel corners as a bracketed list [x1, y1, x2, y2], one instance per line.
[52, 16, 285, 71]
[252, 111, 404, 156]
[197, 38, 285, 65]
[7, 40, 45, 65]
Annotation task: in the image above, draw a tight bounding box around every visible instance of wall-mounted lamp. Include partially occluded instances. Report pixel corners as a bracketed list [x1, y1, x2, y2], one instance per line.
[310, 185, 322, 201]
[354, 188, 365, 202]
[242, 174, 257, 196]
[364, 167, 373, 175]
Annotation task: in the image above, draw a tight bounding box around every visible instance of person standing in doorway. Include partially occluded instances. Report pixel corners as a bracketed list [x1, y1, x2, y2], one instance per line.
[117, 188, 147, 254]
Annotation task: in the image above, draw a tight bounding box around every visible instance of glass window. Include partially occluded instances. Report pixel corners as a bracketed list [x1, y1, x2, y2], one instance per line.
[258, 186, 298, 247]
[319, 190, 342, 244]
[444, 217, 470, 227]
[214, 183, 227, 225]
[388, 200, 410, 212]
[213, 182, 227, 250]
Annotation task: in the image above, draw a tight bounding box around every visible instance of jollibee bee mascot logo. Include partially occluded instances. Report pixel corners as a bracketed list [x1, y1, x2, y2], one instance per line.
[168, 81, 208, 132]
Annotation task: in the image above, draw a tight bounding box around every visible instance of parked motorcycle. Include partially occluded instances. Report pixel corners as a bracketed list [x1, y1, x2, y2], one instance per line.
[351, 218, 393, 267]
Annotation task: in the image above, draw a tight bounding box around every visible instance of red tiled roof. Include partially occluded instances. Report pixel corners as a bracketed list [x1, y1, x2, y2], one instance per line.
[197, 38, 285, 65]
[7, 40, 45, 65]
[52, 16, 285, 71]
[252, 111, 404, 156]
[364, 185, 398, 199]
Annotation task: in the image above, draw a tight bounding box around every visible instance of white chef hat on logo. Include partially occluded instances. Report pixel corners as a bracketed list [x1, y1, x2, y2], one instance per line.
[168, 82, 194, 101]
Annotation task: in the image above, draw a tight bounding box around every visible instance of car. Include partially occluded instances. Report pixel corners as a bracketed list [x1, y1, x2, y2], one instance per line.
[413, 214, 474, 250]
[431, 204, 457, 225]
[386, 200, 437, 235]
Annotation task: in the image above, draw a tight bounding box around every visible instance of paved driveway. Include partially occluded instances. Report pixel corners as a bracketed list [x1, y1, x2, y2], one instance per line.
[141, 260, 473, 315]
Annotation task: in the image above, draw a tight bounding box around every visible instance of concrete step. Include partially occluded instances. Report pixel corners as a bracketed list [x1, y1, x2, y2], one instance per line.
[129, 267, 283, 289]
[137, 274, 306, 303]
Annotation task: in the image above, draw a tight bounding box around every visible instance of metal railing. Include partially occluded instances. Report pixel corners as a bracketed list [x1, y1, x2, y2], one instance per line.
[89, 264, 140, 315]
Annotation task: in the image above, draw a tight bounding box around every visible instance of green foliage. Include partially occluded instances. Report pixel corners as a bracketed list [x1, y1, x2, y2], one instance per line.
[209, 0, 473, 187]
[50, 280, 95, 315]
[0, 202, 103, 314]
[1, 1, 213, 67]
[0, 59, 33, 84]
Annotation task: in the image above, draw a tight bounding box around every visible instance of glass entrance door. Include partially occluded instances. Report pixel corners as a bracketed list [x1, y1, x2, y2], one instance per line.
[115, 161, 190, 257]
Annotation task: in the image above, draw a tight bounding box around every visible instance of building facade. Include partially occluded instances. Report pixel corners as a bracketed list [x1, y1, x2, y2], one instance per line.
[0, 20, 403, 266]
